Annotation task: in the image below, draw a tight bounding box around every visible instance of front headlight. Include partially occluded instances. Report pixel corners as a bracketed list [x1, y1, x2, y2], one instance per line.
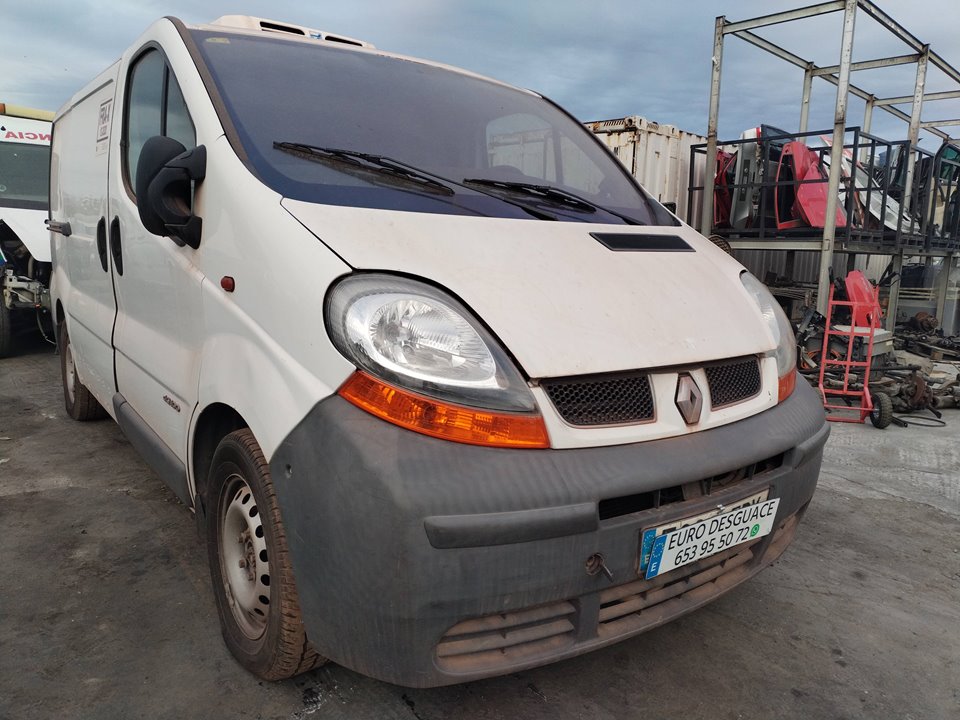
[325, 274, 548, 448]
[739, 272, 797, 401]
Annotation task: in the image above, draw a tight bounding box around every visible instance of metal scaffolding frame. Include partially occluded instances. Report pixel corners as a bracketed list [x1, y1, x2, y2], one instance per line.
[700, 0, 960, 324]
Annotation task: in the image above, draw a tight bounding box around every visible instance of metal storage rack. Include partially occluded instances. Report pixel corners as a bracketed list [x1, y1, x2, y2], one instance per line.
[690, 0, 960, 328]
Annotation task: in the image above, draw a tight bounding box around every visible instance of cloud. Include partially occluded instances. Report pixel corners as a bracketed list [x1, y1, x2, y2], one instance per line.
[1, 0, 957, 147]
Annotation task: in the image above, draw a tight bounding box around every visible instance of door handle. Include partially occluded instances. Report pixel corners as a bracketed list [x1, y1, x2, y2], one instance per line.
[96, 217, 108, 272]
[45, 219, 72, 236]
[110, 216, 123, 276]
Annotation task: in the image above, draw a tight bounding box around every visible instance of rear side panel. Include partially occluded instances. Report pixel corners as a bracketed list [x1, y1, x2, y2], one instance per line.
[50, 67, 121, 413]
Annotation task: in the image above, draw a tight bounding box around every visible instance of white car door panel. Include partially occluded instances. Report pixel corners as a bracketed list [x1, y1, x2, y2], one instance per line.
[108, 46, 203, 463]
[51, 72, 119, 411]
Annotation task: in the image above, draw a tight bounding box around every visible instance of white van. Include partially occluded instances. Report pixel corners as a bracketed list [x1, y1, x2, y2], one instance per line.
[50, 16, 829, 687]
[0, 103, 54, 356]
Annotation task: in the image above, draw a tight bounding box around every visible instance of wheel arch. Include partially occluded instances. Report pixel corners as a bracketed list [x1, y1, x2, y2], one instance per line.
[192, 402, 249, 502]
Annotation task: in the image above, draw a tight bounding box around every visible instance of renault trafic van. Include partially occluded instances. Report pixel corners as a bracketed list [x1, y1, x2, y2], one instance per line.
[50, 15, 829, 687]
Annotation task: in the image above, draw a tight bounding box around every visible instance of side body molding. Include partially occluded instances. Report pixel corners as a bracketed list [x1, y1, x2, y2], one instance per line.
[113, 393, 191, 506]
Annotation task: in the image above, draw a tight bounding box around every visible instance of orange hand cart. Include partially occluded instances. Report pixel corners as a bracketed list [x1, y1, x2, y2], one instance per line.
[817, 272, 884, 424]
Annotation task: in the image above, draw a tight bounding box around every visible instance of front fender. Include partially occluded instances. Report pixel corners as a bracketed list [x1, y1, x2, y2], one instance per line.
[190, 278, 353, 493]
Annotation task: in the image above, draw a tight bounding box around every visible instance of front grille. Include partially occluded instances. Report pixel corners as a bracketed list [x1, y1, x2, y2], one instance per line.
[541, 357, 761, 427]
[541, 373, 654, 426]
[705, 357, 762, 408]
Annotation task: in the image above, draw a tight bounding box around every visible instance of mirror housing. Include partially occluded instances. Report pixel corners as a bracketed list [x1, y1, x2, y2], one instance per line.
[135, 136, 206, 249]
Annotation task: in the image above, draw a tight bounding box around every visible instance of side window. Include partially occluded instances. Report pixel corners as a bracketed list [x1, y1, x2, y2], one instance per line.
[124, 48, 196, 193]
[126, 51, 164, 185]
[165, 76, 194, 151]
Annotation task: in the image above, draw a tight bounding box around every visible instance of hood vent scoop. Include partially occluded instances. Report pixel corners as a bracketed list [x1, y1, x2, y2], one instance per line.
[590, 233, 693, 252]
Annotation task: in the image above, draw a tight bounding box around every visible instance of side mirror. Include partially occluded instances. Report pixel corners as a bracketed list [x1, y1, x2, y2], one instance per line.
[135, 135, 206, 249]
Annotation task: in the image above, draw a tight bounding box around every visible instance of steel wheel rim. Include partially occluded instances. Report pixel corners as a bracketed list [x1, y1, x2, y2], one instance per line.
[219, 474, 270, 640]
[64, 340, 76, 404]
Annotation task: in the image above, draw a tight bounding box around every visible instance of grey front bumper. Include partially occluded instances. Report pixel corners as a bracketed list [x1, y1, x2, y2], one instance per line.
[270, 379, 829, 687]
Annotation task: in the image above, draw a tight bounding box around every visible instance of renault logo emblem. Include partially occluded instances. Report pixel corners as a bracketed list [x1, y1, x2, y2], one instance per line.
[675, 374, 703, 425]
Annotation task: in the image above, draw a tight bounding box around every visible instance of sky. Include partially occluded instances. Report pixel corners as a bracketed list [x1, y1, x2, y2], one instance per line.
[3, 0, 959, 147]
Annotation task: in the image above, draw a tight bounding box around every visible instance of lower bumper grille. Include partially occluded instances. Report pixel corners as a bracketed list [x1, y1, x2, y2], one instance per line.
[435, 601, 576, 673]
[435, 512, 801, 674]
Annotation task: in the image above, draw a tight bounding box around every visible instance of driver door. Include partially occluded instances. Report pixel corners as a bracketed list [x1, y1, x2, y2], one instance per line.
[107, 46, 204, 482]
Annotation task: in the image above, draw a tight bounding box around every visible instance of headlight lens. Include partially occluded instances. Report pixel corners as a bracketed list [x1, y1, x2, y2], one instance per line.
[326, 274, 536, 413]
[739, 272, 797, 395]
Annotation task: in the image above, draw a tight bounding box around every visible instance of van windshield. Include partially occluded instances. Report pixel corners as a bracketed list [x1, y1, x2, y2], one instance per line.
[0, 142, 50, 210]
[191, 31, 673, 225]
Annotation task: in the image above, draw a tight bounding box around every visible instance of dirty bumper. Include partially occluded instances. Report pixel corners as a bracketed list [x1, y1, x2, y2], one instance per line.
[270, 380, 828, 687]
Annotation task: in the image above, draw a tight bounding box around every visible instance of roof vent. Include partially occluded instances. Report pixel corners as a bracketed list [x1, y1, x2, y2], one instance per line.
[209, 16, 374, 48]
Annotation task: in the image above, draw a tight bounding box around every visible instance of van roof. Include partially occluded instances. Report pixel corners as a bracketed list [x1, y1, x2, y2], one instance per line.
[182, 15, 536, 99]
[203, 15, 373, 49]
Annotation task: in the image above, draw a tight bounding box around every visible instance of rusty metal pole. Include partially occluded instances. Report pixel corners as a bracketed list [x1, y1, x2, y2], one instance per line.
[700, 16, 725, 235]
[861, 95, 874, 163]
[816, 0, 857, 314]
[901, 47, 929, 214]
[934, 254, 953, 323]
[799, 64, 814, 133]
[884, 48, 931, 331]
[885, 252, 903, 331]
[862, 95, 874, 133]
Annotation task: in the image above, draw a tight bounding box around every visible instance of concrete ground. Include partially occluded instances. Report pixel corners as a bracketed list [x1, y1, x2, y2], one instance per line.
[2, 337, 958, 720]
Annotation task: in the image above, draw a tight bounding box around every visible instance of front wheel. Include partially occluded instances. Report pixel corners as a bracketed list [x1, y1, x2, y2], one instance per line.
[205, 429, 325, 680]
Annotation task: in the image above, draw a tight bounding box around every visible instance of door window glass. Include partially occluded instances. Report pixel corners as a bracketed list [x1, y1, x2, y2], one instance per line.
[124, 48, 196, 194]
[165, 77, 195, 151]
[126, 50, 164, 185]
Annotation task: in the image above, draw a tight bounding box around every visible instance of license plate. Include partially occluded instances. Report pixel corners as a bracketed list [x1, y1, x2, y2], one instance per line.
[640, 490, 780, 579]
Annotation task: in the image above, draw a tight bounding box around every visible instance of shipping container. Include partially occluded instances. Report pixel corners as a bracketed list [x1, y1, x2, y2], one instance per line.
[587, 116, 707, 223]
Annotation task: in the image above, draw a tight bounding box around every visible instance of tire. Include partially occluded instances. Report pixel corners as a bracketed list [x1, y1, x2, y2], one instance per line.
[59, 320, 107, 421]
[0, 296, 11, 358]
[206, 429, 325, 680]
[870, 391, 893, 429]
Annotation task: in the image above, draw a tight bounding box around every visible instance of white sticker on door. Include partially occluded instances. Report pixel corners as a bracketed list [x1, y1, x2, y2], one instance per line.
[96, 98, 113, 155]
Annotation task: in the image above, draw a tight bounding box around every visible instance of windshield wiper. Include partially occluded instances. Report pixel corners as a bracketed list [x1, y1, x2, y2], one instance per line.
[274, 142, 560, 220]
[274, 142, 455, 196]
[462, 179, 641, 225]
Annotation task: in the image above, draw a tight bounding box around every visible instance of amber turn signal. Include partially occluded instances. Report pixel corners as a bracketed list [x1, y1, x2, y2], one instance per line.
[778, 368, 797, 403]
[338, 371, 550, 448]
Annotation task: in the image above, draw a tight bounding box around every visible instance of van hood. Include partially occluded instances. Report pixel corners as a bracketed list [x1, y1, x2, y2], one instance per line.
[0, 207, 50, 262]
[282, 200, 774, 378]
